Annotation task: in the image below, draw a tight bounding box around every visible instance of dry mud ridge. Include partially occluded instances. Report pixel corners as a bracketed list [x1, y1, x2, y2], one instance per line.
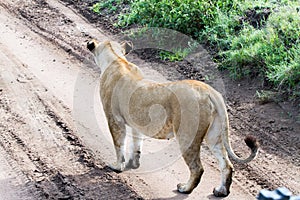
[0, 0, 299, 199]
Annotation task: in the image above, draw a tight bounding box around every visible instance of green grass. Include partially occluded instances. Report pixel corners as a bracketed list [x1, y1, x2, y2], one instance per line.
[92, 0, 300, 97]
[222, 5, 300, 93]
[159, 48, 190, 62]
[256, 90, 279, 104]
[92, 0, 129, 14]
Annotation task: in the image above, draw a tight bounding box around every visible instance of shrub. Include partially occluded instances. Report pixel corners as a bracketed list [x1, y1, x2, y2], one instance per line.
[118, 0, 235, 38]
[223, 5, 300, 92]
[92, 0, 300, 96]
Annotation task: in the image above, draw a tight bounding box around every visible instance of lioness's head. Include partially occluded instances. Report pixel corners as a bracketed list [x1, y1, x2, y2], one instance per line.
[87, 40, 133, 71]
[87, 40, 133, 56]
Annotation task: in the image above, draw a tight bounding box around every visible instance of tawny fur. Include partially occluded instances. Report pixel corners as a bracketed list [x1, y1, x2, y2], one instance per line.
[88, 40, 259, 197]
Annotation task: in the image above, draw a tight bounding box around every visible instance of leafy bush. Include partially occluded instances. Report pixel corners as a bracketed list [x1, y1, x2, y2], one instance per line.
[92, 0, 300, 96]
[223, 6, 300, 92]
[118, 0, 235, 38]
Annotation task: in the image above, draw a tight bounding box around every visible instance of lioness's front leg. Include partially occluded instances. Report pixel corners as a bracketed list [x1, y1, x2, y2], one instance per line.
[107, 118, 126, 172]
[126, 128, 143, 169]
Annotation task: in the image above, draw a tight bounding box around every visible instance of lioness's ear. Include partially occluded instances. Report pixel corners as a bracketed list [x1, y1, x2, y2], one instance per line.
[121, 41, 133, 55]
[87, 40, 96, 51]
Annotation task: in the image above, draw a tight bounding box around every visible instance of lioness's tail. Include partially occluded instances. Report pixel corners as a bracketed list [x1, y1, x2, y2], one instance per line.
[209, 89, 259, 164]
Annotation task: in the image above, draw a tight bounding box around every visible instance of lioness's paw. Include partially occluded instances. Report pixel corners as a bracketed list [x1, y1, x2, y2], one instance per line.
[108, 162, 125, 173]
[126, 159, 140, 170]
[213, 186, 229, 197]
[177, 183, 192, 194]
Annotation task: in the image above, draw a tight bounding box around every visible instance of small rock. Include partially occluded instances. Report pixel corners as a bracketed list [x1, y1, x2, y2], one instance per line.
[268, 119, 275, 124]
[58, 195, 71, 200]
[36, 177, 45, 183]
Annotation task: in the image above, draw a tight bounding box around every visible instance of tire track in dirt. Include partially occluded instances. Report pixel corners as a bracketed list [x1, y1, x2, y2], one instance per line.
[0, 7, 143, 198]
[0, 46, 142, 200]
[0, 144, 36, 200]
[1, 0, 92, 62]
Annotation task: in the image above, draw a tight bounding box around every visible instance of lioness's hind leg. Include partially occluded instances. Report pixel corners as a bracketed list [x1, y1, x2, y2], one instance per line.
[208, 142, 233, 197]
[126, 128, 143, 169]
[177, 135, 204, 194]
[206, 117, 233, 197]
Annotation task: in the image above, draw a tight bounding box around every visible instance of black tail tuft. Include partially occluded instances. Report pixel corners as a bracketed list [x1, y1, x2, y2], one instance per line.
[244, 135, 259, 151]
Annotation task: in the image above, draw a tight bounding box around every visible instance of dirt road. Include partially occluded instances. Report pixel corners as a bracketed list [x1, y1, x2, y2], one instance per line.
[0, 1, 142, 199]
[0, 0, 299, 199]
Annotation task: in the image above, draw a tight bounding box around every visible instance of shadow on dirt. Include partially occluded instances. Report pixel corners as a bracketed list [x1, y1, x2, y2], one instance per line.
[30, 166, 142, 199]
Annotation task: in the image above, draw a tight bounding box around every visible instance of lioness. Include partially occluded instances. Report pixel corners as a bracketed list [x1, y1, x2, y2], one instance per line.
[87, 40, 258, 197]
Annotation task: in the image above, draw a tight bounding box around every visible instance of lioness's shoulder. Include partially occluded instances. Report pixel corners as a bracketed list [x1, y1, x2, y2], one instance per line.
[127, 62, 143, 78]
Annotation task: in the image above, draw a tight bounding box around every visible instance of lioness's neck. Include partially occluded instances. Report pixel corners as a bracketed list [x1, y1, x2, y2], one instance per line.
[98, 52, 124, 73]
[94, 42, 125, 72]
